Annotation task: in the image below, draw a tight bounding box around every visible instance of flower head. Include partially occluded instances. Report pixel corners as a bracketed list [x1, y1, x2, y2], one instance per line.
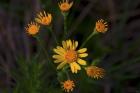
[35, 11, 52, 26]
[25, 22, 40, 35]
[61, 80, 75, 92]
[58, 0, 73, 12]
[86, 66, 105, 79]
[95, 19, 108, 33]
[53, 40, 88, 73]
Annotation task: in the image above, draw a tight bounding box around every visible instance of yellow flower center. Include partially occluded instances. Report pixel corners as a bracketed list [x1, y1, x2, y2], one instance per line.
[61, 3, 69, 8]
[65, 50, 78, 62]
[60, 3, 70, 12]
[64, 82, 72, 89]
[62, 80, 75, 92]
[28, 25, 39, 35]
[42, 17, 50, 25]
[96, 23, 105, 32]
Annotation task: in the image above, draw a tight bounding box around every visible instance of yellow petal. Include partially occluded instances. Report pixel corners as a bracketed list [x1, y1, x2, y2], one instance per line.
[52, 55, 65, 61]
[70, 62, 75, 73]
[79, 53, 88, 57]
[78, 48, 87, 53]
[70, 2, 73, 8]
[67, 40, 72, 49]
[72, 40, 78, 50]
[73, 62, 81, 73]
[57, 62, 67, 69]
[77, 58, 87, 65]
[53, 48, 65, 55]
[62, 41, 67, 49]
[43, 11, 46, 16]
[74, 41, 78, 49]
[37, 13, 43, 19]
[52, 55, 61, 58]
[54, 60, 62, 63]
[56, 46, 66, 54]
[48, 13, 52, 21]
[70, 62, 81, 73]
[69, 40, 73, 50]
[35, 18, 41, 23]
[71, 40, 75, 50]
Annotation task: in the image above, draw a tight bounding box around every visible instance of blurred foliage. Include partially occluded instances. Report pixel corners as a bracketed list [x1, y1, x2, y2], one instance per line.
[13, 56, 44, 93]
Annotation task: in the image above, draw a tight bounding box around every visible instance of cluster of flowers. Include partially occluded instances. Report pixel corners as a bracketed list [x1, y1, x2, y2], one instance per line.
[25, 0, 108, 92]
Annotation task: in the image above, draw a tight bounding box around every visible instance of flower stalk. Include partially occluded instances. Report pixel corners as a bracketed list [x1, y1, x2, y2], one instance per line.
[63, 13, 68, 39]
[34, 36, 50, 62]
[48, 26, 58, 45]
[80, 28, 97, 48]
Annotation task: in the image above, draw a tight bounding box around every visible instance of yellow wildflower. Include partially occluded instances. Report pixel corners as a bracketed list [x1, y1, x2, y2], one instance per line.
[86, 66, 105, 79]
[53, 40, 88, 73]
[25, 22, 40, 35]
[35, 11, 52, 26]
[61, 80, 75, 92]
[58, 0, 73, 12]
[95, 19, 108, 33]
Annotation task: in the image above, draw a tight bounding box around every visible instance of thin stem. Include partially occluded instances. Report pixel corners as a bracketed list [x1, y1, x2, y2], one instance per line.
[48, 26, 58, 45]
[35, 36, 50, 62]
[62, 66, 70, 79]
[91, 59, 101, 65]
[66, 71, 70, 79]
[80, 28, 97, 48]
[35, 36, 56, 69]
[63, 14, 68, 39]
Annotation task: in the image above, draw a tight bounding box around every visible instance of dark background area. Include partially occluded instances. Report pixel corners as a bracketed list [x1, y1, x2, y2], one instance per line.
[0, 0, 140, 93]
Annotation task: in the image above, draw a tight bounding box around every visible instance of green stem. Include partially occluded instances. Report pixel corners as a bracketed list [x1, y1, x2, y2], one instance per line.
[35, 36, 56, 69]
[63, 14, 68, 39]
[48, 26, 58, 45]
[80, 28, 97, 48]
[62, 66, 70, 79]
[66, 71, 70, 79]
[34, 36, 50, 62]
[91, 59, 101, 65]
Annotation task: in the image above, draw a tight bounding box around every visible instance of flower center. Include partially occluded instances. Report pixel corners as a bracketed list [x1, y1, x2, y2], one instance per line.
[42, 17, 49, 24]
[63, 80, 74, 90]
[96, 23, 105, 32]
[65, 50, 77, 62]
[61, 3, 69, 11]
[29, 25, 38, 34]
[64, 83, 71, 89]
[62, 3, 69, 8]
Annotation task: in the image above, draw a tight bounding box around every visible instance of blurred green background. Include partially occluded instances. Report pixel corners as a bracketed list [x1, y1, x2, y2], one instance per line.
[0, 0, 140, 93]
